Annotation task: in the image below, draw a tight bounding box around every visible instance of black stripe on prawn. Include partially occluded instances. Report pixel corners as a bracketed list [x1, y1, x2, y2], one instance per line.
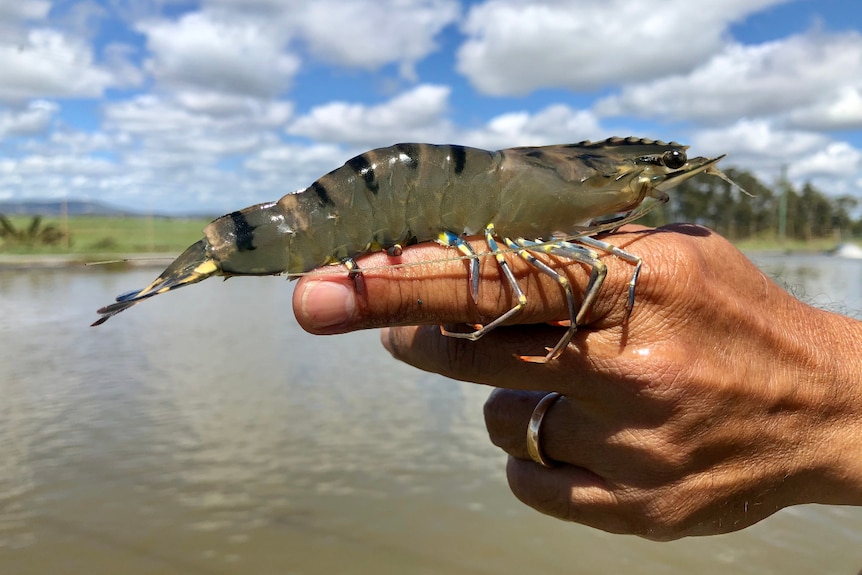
[92, 137, 740, 363]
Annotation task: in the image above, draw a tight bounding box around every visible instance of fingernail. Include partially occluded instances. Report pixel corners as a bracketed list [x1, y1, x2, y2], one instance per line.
[301, 281, 356, 330]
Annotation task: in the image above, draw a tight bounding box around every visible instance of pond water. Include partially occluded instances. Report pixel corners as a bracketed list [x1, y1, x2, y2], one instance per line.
[1, 252, 861, 574]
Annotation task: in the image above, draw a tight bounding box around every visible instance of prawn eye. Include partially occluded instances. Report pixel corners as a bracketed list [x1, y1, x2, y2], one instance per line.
[662, 149, 686, 169]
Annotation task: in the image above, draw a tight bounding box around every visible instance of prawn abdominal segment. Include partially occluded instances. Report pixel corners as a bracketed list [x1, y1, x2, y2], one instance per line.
[93, 137, 735, 362]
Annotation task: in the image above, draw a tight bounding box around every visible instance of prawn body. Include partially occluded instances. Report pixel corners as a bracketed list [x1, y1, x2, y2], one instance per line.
[94, 137, 732, 362]
[204, 141, 677, 274]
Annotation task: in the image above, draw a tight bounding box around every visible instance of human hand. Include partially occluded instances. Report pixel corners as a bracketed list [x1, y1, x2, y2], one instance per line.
[293, 224, 862, 540]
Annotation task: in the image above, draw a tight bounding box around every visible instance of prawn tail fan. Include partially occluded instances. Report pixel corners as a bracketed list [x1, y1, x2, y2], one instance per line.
[91, 240, 219, 326]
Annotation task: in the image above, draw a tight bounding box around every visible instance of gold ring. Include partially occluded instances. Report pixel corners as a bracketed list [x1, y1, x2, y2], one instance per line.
[526, 392, 563, 468]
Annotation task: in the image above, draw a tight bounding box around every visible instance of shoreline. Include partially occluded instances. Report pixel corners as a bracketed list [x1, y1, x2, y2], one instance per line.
[0, 253, 174, 271]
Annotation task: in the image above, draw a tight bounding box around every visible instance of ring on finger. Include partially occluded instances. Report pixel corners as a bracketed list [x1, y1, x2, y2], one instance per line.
[526, 391, 563, 468]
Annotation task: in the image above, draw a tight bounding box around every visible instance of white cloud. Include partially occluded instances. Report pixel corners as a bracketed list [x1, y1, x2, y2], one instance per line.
[690, 119, 862, 197]
[787, 86, 862, 131]
[0, 0, 50, 22]
[51, 0, 108, 39]
[0, 100, 57, 138]
[2, 0, 859, 214]
[104, 94, 291, 160]
[102, 42, 146, 89]
[459, 105, 604, 150]
[47, 129, 130, 155]
[0, 29, 116, 103]
[787, 141, 862, 180]
[244, 142, 345, 175]
[0, 153, 114, 176]
[42, 92, 295, 211]
[596, 31, 862, 127]
[0, 0, 140, 103]
[201, 0, 459, 79]
[173, 90, 293, 122]
[0, 151, 118, 204]
[288, 84, 453, 147]
[106, 95, 223, 135]
[137, 11, 300, 99]
[0, 0, 50, 41]
[290, 88, 605, 152]
[456, 0, 791, 96]
[106, 94, 290, 133]
[290, 0, 459, 79]
[243, 142, 350, 198]
[692, 119, 828, 164]
[0, 141, 272, 213]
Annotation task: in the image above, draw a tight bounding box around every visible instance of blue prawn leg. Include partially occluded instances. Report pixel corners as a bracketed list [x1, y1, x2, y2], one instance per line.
[438, 224, 609, 364]
[437, 231, 481, 304]
[440, 224, 528, 341]
[447, 232, 641, 363]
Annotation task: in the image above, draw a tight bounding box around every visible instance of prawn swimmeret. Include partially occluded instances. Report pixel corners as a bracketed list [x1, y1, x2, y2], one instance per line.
[92, 137, 738, 363]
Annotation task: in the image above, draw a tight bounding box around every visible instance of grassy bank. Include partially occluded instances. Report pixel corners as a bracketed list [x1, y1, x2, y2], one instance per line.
[733, 236, 849, 253]
[1, 214, 857, 259]
[0, 215, 212, 256]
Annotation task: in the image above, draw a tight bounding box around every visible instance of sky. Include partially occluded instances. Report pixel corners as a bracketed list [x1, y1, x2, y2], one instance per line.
[1, 0, 861, 214]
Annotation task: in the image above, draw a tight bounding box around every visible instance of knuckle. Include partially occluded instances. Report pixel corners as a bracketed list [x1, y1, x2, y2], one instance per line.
[484, 389, 540, 452]
[482, 389, 507, 436]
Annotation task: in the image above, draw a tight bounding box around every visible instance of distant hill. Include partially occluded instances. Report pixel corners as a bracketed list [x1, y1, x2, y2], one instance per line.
[0, 199, 139, 217]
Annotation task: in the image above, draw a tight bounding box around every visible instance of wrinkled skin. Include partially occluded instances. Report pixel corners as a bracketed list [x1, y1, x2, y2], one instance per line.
[293, 224, 862, 541]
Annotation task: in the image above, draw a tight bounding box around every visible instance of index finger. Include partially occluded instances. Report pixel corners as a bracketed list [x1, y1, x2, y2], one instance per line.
[292, 231, 647, 335]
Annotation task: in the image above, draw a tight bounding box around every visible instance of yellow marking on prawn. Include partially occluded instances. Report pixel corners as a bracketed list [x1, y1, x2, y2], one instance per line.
[92, 137, 744, 362]
[190, 261, 218, 278]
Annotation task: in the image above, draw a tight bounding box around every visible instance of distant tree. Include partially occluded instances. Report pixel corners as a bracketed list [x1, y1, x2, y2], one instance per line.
[833, 195, 858, 239]
[619, 170, 861, 242]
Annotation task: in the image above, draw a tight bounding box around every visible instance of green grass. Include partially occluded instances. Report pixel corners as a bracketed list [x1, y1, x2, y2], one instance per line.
[734, 238, 833, 252]
[1, 214, 855, 258]
[732, 234, 857, 253]
[0, 215, 212, 255]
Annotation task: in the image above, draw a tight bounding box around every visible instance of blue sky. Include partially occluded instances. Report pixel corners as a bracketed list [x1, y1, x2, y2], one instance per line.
[1, 0, 861, 213]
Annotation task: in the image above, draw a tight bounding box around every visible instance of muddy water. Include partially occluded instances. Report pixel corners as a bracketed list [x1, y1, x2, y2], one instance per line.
[1, 254, 861, 574]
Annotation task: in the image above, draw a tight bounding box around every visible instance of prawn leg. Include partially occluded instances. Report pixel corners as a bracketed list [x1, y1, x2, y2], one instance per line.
[438, 226, 607, 364]
[344, 244, 406, 295]
[437, 231, 481, 304]
[441, 223, 527, 340]
[513, 238, 607, 363]
[506, 237, 641, 362]
[574, 235, 642, 313]
[342, 257, 365, 295]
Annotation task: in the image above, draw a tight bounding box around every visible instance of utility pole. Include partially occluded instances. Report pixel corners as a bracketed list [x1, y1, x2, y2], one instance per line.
[778, 164, 788, 244]
[61, 196, 69, 249]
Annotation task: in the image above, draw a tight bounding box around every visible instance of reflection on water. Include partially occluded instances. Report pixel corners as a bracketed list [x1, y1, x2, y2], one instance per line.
[1, 255, 861, 574]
